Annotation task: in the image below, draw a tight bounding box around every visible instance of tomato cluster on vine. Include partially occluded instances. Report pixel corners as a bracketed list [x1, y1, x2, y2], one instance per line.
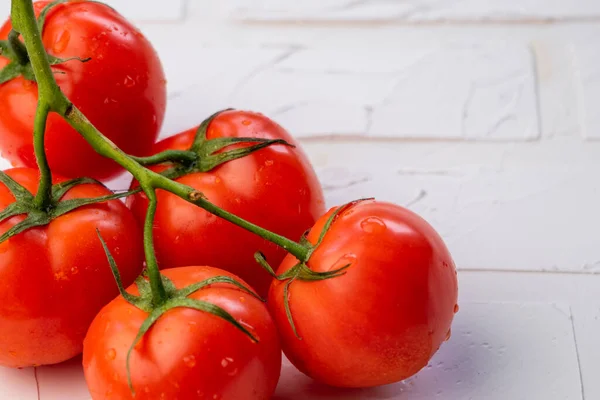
[0, 1, 459, 399]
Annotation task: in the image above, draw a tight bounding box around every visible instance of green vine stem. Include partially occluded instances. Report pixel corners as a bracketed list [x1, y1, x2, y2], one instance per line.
[31, 101, 52, 209]
[142, 190, 167, 305]
[65, 104, 310, 263]
[10, 0, 56, 210]
[9, 0, 310, 307]
[7, 29, 28, 64]
[130, 149, 197, 166]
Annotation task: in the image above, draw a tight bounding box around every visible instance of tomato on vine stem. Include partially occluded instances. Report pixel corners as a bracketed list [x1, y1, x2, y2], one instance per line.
[127, 109, 325, 297]
[0, 167, 143, 367]
[83, 259, 282, 399]
[266, 199, 459, 388]
[0, 0, 166, 180]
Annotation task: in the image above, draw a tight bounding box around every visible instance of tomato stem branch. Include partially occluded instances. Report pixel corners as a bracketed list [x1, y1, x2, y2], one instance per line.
[130, 150, 197, 166]
[64, 109, 310, 262]
[32, 102, 52, 210]
[142, 189, 167, 306]
[65, 109, 310, 260]
[11, 0, 64, 109]
[189, 195, 309, 260]
[7, 29, 28, 65]
[11, 0, 63, 210]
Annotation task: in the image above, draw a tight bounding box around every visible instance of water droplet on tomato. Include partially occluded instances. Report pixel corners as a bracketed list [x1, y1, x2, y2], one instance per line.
[215, 177, 221, 184]
[360, 217, 386, 234]
[454, 304, 460, 313]
[445, 329, 452, 341]
[105, 348, 116, 360]
[239, 296, 246, 303]
[213, 394, 221, 400]
[241, 120, 251, 126]
[265, 159, 274, 166]
[54, 271, 67, 281]
[183, 355, 196, 367]
[221, 357, 238, 376]
[123, 75, 136, 88]
[53, 30, 71, 53]
[71, 266, 78, 274]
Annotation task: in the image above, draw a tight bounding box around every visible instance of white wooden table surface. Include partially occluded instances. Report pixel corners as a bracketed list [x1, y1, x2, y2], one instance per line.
[0, 0, 599, 399]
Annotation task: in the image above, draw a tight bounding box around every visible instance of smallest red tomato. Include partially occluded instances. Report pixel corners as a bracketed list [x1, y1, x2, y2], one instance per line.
[83, 266, 282, 400]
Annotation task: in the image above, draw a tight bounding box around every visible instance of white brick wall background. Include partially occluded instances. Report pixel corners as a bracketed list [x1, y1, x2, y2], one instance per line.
[0, 0, 599, 399]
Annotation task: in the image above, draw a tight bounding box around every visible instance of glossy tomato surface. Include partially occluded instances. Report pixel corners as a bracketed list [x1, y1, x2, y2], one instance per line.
[127, 110, 325, 297]
[83, 266, 282, 400]
[0, 0, 166, 180]
[269, 200, 458, 388]
[0, 168, 144, 367]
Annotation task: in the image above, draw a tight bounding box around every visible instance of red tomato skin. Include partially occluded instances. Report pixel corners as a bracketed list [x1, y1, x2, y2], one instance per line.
[268, 200, 458, 388]
[0, 1, 166, 180]
[83, 266, 282, 400]
[127, 110, 325, 297]
[0, 168, 144, 367]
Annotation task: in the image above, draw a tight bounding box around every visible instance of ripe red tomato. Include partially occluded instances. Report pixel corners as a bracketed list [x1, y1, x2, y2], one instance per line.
[268, 200, 458, 388]
[0, 168, 144, 367]
[0, 0, 166, 180]
[127, 110, 325, 297]
[83, 266, 282, 400]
